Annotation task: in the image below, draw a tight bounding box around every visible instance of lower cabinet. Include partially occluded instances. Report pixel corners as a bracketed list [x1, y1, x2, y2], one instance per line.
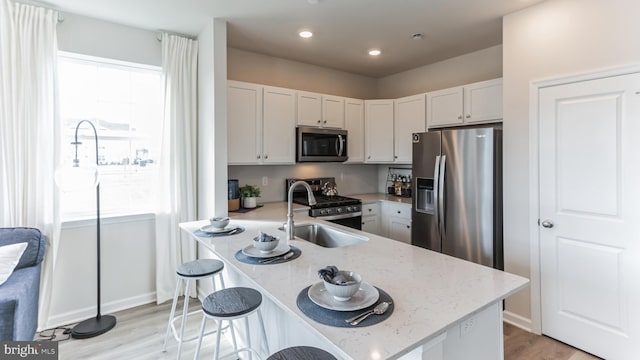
[381, 201, 412, 244]
[361, 203, 380, 235]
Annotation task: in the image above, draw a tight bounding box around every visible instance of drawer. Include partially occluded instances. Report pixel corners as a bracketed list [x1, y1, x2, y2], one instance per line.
[362, 203, 378, 216]
[382, 201, 411, 220]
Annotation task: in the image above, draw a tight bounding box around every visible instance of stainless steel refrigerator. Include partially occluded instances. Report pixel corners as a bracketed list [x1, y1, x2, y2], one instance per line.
[411, 126, 503, 270]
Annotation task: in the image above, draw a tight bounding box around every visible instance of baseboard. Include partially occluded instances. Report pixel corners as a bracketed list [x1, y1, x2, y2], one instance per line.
[44, 292, 157, 330]
[503, 310, 533, 333]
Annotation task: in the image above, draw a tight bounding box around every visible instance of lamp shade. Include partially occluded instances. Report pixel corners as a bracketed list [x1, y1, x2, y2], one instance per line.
[54, 162, 99, 192]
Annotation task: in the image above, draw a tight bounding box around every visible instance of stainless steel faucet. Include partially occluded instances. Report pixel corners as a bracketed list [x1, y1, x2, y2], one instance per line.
[287, 181, 316, 241]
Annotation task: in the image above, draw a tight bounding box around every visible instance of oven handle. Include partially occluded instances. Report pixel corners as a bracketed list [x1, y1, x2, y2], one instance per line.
[314, 212, 362, 221]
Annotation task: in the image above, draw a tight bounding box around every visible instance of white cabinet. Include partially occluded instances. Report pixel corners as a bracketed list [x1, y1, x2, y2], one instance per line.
[381, 201, 412, 244]
[297, 91, 345, 129]
[228, 81, 262, 164]
[427, 78, 502, 128]
[228, 81, 295, 165]
[394, 94, 426, 163]
[364, 100, 395, 163]
[262, 86, 296, 164]
[344, 98, 364, 163]
[361, 202, 380, 235]
[322, 95, 345, 129]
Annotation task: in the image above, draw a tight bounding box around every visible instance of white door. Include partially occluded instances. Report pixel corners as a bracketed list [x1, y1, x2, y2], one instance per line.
[263, 86, 296, 164]
[394, 94, 426, 163]
[539, 72, 640, 359]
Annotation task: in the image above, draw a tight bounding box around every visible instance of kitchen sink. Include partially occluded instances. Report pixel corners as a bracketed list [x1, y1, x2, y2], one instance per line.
[279, 223, 368, 248]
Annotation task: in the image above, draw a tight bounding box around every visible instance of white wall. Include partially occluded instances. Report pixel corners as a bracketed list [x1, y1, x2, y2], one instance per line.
[228, 47, 379, 99]
[377, 45, 503, 98]
[228, 164, 379, 203]
[502, 0, 640, 330]
[57, 12, 161, 66]
[48, 13, 161, 328]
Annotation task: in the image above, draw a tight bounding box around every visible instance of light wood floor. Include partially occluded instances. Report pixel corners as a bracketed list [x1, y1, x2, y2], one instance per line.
[38, 300, 601, 360]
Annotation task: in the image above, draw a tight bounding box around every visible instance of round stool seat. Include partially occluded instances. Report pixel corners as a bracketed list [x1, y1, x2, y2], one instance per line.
[203, 287, 262, 318]
[177, 259, 224, 278]
[267, 346, 336, 360]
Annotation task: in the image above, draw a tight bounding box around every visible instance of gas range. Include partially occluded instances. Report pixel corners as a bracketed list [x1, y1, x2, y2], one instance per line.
[286, 178, 363, 220]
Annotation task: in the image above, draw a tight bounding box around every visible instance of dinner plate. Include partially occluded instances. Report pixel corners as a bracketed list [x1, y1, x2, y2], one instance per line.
[199, 224, 238, 234]
[307, 282, 379, 312]
[241, 243, 290, 258]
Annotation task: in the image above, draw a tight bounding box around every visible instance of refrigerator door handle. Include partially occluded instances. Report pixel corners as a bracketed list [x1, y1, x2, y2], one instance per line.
[433, 155, 441, 238]
[438, 155, 447, 239]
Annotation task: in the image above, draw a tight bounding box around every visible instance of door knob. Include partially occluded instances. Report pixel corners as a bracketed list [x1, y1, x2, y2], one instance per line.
[541, 220, 554, 228]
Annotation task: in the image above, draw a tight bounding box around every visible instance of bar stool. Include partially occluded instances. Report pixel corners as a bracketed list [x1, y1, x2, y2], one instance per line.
[163, 259, 226, 359]
[267, 346, 337, 360]
[194, 287, 269, 360]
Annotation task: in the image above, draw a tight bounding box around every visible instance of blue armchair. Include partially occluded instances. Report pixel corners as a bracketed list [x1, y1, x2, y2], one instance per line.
[0, 227, 47, 341]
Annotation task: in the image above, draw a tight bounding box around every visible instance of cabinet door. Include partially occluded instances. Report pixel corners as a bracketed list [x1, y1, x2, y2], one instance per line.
[297, 91, 322, 127]
[344, 98, 364, 163]
[395, 94, 426, 163]
[263, 86, 296, 164]
[362, 216, 379, 235]
[426, 87, 464, 128]
[322, 95, 345, 128]
[365, 100, 395, 163]
[228, 81, 262, 164]
[464, 78, 502, 123]
[389, 217, 412, 244]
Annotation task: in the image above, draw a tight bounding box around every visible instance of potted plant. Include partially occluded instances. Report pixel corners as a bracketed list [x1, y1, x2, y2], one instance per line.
[239, 184, 261, 208]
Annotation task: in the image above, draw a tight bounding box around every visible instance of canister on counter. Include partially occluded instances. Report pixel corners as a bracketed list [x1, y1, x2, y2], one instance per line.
[228, 179, 240, 211]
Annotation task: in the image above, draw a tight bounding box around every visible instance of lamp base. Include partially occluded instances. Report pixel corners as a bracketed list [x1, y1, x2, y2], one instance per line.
[71, 315, 116, 339]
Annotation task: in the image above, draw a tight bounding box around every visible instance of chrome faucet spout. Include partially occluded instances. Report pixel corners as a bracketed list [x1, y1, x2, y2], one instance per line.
[287, 181, 316, 242]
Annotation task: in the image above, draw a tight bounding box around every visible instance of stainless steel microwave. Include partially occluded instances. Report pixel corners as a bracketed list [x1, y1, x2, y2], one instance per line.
[296, 127, 348, 162]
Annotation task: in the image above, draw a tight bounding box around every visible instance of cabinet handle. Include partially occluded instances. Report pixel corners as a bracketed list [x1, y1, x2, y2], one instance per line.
[466, 114, 471, 118]
[323, 120, 327, 124]
[406, 225, 410, 229]
[368, 156, 371, 159]
[362, 222, 365, 225]
[317, 120, 321, 124]
[368, 209, 372, 212]
[397, 210, 401, 214]
[265, 154, 269, 159]
[457, 115, 462, 120]
[257, 155, 261, 159]
[394, 155, 398, 159]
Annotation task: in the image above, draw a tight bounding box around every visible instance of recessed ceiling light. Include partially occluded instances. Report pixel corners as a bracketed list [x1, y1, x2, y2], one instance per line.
[299, 31, 313, 38]
[368, 49, 381, 56]
[411, 33, 424, 40]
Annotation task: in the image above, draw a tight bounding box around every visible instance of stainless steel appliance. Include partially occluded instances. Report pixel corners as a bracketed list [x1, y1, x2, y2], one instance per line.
[296, 127, 348, 162]
[411, 126, 503, 270]
[286, 178, 362, 230]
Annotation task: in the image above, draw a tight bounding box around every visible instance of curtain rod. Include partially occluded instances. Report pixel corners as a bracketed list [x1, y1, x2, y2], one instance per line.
[14, 1, 64, 22]
[156, 31, 196, 42]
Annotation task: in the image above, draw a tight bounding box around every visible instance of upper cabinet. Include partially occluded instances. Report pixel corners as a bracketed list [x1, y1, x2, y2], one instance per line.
[228, 81, 296, 165]
[427, 78, 502, 128]
[364, 95, 426, 164]
[344, 98, 365, 163]
[297, 91, 345, 129]
[364, 100, 395, 163]
[394, 94, 426, 163]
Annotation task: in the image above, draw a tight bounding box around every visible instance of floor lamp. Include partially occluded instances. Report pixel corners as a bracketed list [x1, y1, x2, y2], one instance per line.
[55, 120, 116, 339]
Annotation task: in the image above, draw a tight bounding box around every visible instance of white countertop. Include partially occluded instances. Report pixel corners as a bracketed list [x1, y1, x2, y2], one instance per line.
[347, 193, 413, 205]
[181, 202, 528, 359]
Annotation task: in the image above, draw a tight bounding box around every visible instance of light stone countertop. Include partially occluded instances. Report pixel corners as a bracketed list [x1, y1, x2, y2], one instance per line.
[181, 202, 528, 359]
[348, 193, 412, 205]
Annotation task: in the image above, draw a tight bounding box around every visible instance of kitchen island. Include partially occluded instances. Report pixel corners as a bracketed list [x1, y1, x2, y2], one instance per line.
[179, 203, 528, 360]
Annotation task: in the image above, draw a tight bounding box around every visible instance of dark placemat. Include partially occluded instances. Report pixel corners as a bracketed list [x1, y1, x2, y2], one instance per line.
[194, 226, 245, 238]
[235, 246, 301, 265]
[296, 286, 394, 328]
[230, 204, 264, 213]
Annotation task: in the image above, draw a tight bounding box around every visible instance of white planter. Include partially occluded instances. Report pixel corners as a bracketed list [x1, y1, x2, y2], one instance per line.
[243, 197, 257, 209]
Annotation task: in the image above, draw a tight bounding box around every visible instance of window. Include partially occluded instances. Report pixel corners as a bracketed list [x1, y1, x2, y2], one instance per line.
[58, 53, 163, 220]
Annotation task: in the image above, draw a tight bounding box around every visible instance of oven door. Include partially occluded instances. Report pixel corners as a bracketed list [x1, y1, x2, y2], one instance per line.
[318, 213, 362, 231]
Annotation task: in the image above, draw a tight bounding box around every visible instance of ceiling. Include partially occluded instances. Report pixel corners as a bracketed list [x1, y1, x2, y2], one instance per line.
[38, 0, 543, 78]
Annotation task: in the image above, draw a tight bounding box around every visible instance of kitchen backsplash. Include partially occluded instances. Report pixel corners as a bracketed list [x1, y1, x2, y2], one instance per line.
[228, 164, 381, 202]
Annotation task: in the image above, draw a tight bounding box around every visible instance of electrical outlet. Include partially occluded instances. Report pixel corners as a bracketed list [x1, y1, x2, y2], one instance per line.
[262, 176, 268, 186]
[460, 316, 475, 336]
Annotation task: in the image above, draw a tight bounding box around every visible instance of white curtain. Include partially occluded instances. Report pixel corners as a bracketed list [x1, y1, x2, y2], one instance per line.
[155, 33, 199, 303]
[0, 0, 60, 330]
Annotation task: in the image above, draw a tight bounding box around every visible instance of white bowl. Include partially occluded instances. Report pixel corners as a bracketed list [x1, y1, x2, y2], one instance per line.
[209, 217, 230, 229]
[323, 270, 362, 301]
[253, 236, 280, 253]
